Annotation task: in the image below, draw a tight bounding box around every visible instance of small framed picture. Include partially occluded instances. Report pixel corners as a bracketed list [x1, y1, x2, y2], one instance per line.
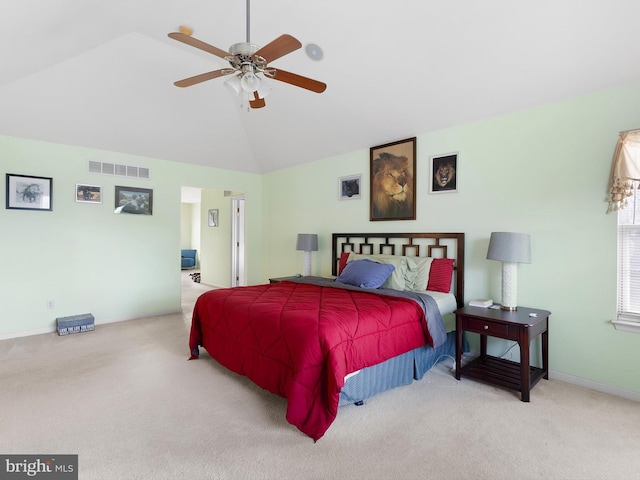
[338, 174, 361, 200]
[208, 209, 219, 227]
[76, 184, 102, 203]
[6, 173, 53, 211]
[114, 186, 153, 215]
[429, 152, 459, 194]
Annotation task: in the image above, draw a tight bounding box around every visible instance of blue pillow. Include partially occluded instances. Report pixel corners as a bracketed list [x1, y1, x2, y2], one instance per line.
[335, 259, 395, 289]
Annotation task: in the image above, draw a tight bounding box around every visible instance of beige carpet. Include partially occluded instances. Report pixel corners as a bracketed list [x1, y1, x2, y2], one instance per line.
[1, 273, 639, 480]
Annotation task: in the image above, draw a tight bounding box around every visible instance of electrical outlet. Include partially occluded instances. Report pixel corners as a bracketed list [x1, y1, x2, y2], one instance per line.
[47, 300, 55, 310]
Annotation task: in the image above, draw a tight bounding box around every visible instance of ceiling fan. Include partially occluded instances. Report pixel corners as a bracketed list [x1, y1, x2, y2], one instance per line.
[168, 0, 326, 110]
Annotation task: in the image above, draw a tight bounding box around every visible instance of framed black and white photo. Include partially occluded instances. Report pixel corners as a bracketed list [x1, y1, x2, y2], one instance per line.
[429, 152, 459, 194]
[338, 174, 361, 200]
[6, 174, 53, 211]
[114, 186, 153, 215]
[75, 184, 102, 203]
[370, 137, 416, 221]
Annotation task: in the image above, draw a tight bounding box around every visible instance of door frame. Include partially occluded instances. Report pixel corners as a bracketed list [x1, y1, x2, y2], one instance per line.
[231, 195, 246, 286]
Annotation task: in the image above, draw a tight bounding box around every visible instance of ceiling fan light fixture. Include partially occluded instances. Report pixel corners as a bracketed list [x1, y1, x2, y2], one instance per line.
[256, 77, 272, 98]
[224, 75, 242, 95]
[240, 74, 260, 92]
[225, 73, 268, 109]
[240, 69, 261, 93]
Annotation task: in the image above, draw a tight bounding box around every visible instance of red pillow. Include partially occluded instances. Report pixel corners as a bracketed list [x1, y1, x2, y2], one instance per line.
[427, 258, 454, 293]
[338, 252, 350, 274]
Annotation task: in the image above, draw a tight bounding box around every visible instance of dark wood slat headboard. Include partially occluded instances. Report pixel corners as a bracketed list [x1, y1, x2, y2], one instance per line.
[332, 232, 465, 308]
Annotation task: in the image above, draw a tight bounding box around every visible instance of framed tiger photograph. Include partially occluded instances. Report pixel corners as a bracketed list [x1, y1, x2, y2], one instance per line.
[369, 137, 416, 221]
[429, 152, 459, 194]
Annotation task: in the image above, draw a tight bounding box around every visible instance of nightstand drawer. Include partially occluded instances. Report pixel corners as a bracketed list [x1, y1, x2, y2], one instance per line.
[464, 318, 509, 337]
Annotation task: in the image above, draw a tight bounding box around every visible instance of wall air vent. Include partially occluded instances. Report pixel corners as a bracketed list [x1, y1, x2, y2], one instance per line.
[114, 164, 127, 176]
[102, 163, 115, 175]
[87, 160, 151, 179]
[88, 161, 102, 174]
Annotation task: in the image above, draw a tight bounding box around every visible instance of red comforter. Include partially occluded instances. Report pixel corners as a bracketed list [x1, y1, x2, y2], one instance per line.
[189, 281, 435, 441]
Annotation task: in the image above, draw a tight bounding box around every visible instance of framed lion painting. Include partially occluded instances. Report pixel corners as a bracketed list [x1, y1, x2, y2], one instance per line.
[429, 152, 458, 194]
[370, 137, 416, 221]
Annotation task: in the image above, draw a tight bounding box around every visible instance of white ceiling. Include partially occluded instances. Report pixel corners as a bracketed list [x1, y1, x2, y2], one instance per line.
[2, 1, 639, 174]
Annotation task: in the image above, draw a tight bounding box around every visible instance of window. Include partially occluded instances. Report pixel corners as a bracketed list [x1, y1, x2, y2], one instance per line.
[610, 131, 640, 333]
[616, 188, 640, 334]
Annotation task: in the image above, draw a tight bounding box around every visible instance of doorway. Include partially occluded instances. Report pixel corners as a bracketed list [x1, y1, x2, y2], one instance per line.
[180, 187, 246, 288]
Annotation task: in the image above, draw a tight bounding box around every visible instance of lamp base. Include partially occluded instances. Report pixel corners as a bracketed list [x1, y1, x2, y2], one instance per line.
[500, 261, 518, 311]
[302, 251, 312, 277]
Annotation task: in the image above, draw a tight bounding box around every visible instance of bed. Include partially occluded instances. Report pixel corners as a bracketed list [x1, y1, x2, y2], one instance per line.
[189, 232, 465, 441]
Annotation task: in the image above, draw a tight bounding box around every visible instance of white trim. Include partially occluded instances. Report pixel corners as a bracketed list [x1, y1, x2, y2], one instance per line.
[550, 370, 640, 403]
[0, 326, 54, 341]
[95, 310, 181, 326]
[0, 309, 181, 341]
[231, 195, 246, 287]
[200, 281, 226, 289]
[611, 319, 640, 334]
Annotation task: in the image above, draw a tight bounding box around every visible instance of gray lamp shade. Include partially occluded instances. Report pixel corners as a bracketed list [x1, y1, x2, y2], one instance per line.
[296, 234, 318, 252]
[486, 232, 531, 264]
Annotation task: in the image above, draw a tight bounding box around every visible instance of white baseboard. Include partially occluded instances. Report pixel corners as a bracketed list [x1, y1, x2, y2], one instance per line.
[199, 281, 225, 289]
[97, 309, 182, 325]
[550, 370, 640, 403]
[0, 309, 182, 341]
[0, 326, 54, 341]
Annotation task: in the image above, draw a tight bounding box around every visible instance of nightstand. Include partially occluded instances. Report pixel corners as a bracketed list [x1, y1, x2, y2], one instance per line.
[454, 306, 551, 402]
[269, 276, 302, 284]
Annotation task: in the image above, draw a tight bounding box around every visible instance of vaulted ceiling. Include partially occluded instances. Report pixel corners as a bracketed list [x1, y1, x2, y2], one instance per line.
[2, 1, 639, 174]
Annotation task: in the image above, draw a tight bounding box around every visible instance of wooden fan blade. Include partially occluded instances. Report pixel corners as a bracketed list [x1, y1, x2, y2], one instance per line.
[168, 32, 230, 59]
[250, 92, 266, 109]
[174, 69, 227, 88]
[271, 69, 327, 93]
[254, 34, 301, 63]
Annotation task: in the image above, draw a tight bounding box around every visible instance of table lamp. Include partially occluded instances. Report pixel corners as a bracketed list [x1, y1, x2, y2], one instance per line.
[296, 234, 318, 277]
[486, 232, 531, 311]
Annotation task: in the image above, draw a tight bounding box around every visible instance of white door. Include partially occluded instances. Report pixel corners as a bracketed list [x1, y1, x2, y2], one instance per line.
[231, 196, 246, 286]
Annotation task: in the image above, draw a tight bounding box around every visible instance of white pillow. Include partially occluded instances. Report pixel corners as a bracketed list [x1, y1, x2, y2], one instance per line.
[412, 256, 434, 291]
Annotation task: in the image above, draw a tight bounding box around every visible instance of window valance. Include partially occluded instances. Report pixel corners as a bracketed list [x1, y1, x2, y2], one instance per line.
[607, 131, 640, 213]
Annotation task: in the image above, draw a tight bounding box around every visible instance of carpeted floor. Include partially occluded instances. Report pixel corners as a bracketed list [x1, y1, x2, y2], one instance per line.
[1, 272, 639, 480]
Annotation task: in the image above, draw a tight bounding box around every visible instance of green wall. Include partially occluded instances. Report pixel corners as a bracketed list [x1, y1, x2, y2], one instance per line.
[0, 136, 262, 338]
[180, 202, 201, 254]
[199, 189, 233, 288]
[2, 80, 640, 397]
[262, 81, 640, 395]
